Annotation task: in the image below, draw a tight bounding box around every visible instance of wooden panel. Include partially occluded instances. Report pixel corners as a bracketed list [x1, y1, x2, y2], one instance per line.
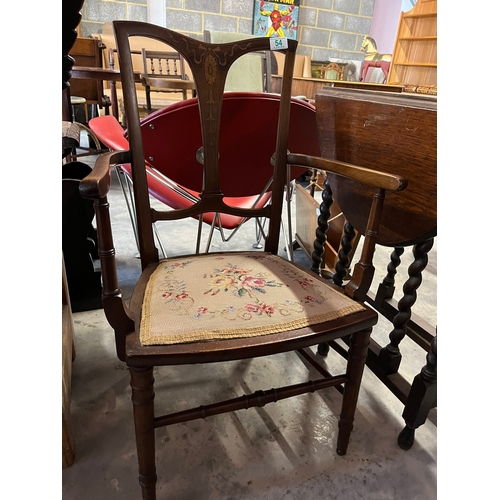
[69, 37, 104, 104]
[315, 86, 436, 247]
[271, 76, 405, 100]
[332, 81, 403, 93]
[271, 75, 332, 101]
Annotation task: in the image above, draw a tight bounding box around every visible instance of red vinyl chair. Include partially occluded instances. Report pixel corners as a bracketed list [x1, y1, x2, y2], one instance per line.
[89, 92, 320, 256]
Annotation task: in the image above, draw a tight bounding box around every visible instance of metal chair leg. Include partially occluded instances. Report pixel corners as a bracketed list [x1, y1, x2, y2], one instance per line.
[116, 168, 140, 251]
[252, 217, 264, 249]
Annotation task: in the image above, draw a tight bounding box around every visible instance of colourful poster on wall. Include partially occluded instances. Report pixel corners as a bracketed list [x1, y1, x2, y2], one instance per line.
[253, 1, 300, 40]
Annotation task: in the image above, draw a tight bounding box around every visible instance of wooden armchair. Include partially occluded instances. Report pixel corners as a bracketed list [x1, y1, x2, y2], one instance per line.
[80, 21, 407, 500]
[141, 48, 196, 113]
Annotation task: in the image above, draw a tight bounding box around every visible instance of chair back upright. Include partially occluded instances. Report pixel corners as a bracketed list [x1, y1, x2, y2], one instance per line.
[113, 21, 297, 269]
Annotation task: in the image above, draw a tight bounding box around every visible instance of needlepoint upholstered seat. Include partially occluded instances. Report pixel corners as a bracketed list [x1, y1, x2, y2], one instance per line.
[139, 252, 364, 346]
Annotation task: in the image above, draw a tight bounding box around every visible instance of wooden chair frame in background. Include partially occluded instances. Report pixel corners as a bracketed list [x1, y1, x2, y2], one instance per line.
[141, 48, 195, 113]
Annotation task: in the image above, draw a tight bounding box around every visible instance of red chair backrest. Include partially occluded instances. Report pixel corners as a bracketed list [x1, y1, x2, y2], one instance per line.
[137, 92, 320, 197]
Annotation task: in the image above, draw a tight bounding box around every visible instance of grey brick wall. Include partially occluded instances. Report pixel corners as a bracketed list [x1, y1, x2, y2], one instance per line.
[79, 0, 374, 63]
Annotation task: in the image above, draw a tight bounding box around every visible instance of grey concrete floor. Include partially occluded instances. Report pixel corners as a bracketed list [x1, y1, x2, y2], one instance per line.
[62, 148, 437, 500]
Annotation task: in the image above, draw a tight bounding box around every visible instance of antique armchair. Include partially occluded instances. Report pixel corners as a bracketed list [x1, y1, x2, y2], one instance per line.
[80, 21, 407, 500]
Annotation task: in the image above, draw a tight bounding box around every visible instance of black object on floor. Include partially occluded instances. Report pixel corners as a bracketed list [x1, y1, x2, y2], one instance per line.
[62, 161, 102, 312]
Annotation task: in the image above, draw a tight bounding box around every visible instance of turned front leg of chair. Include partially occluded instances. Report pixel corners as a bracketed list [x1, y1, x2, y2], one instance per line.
[336, 327, 371, 455]
[379, 238, 434, 374]
[343, 188, 387, 303]
[130, 366, 157, 500]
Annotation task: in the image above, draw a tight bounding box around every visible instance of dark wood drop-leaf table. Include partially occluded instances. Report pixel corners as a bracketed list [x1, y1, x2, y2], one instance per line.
[314, 86, 437, 450]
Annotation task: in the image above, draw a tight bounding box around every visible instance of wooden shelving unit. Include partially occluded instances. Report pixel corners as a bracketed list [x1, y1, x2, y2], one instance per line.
[388, 0, 437, 87]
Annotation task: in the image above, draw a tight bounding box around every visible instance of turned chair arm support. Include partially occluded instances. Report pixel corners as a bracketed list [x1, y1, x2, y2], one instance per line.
[79, 150, 135, 361]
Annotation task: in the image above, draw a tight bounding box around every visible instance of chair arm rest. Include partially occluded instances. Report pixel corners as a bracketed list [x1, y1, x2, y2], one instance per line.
[286, 153, 407, 192]
[79, 150, 131, 199]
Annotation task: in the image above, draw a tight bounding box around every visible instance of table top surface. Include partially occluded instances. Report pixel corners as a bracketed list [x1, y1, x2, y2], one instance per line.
[316, 86, 437, 247]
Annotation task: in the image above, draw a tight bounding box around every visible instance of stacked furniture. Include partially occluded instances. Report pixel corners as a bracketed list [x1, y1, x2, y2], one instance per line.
[140, 48, 195, 113]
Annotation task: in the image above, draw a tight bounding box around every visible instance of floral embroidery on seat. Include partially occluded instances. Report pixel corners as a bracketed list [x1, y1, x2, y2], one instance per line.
[140, 252, 365, 345]
[192, 296, 304, 322]
[158, 260, 194, 309]
[203, 262, 287, 298]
